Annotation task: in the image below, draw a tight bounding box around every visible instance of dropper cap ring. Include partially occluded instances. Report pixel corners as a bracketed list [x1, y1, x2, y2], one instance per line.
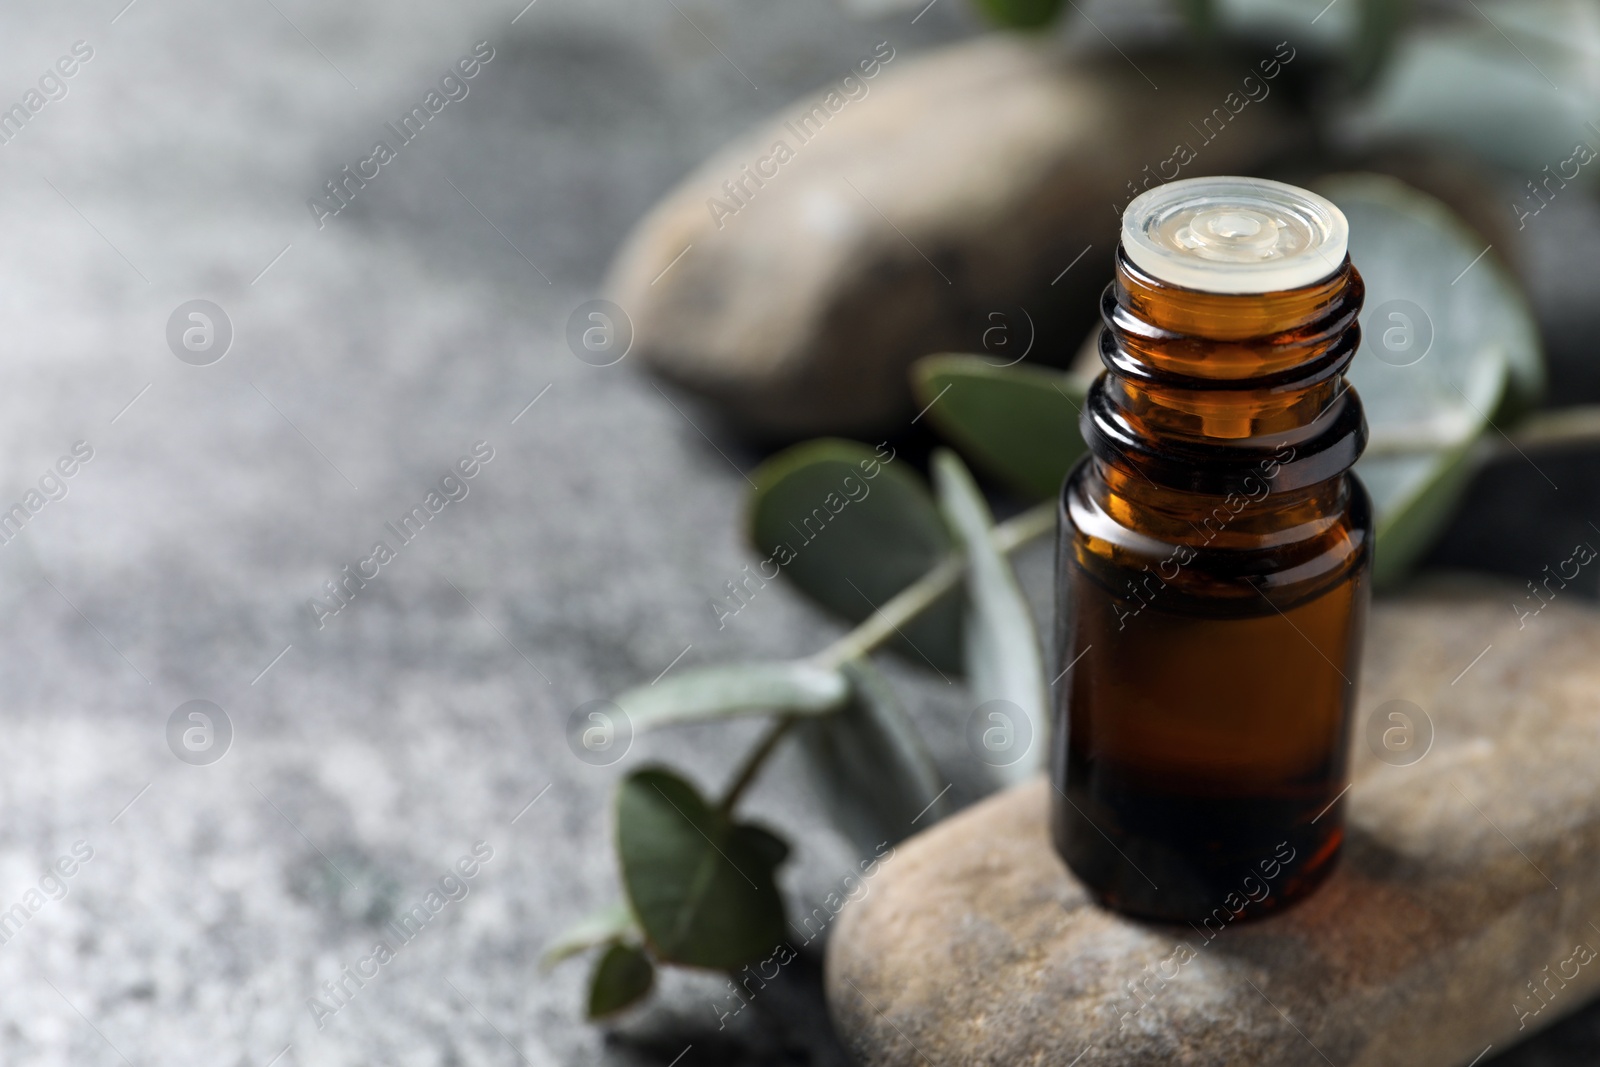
[1121, 176, 1349, 294]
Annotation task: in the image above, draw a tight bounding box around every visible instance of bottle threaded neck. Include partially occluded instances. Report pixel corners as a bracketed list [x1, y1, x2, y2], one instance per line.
[1080, 248, 1367, 498]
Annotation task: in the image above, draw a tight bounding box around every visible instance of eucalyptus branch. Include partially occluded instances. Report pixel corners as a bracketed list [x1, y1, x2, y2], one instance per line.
[811, 556, 964, 670]
[813, 499, 1054, 670]
[992, 497, 1057, 552]
[718, 713, 797, 813]
[1498, 405, 1600, 455]
[704, 499, 1059, 815]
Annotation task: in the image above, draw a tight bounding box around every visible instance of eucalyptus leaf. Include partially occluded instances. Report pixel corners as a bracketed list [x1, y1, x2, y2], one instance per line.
[835, 0, 929, 14]
[971, 0, 1066, 30]
[1349, 0, 1408, 89]
[748, 439, 962, 674]
[932, 450, 1048, 784]
[911, 354, 1091, 501]
[1172, 0, 1216, 35]
[796, 659, 950, 856]
[1367, 364, 1506, 590]
[586, 943, 655, 1019]
[1317, 173, 1542, 587]
[614, 661, 850, 730]
[616, 768, 788, 970]
[542, 901, 638, 970]
[1215, 0, 1353, 49]
[1343, 0, 1600, 174]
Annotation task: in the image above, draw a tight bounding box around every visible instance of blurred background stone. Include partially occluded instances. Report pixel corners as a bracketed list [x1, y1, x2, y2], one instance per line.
[605, 37, 1298, 440]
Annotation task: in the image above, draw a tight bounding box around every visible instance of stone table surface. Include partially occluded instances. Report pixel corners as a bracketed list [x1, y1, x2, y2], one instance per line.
[2, 1, 1600, 1066]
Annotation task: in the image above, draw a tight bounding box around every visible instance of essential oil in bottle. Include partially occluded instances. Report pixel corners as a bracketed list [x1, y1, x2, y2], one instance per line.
[1051, 176, 1371, 924]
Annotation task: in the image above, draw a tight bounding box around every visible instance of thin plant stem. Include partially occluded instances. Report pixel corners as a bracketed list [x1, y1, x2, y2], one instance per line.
[1501, 405, 1600, 454]
[718, 713, 798, 813]
[812, 499, 1054, 669]
[719, 498, 1057, 811]
[811, 556, 964, 670]
[993, 497, 1057, 553]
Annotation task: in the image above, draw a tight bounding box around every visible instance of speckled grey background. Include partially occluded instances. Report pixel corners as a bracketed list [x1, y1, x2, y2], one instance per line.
[1, 0, 1598, 1064]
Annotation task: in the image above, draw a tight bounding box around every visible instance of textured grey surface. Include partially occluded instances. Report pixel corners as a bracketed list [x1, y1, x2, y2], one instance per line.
[2, 1, 1600, 1065]
[0, 2, 981, 1064]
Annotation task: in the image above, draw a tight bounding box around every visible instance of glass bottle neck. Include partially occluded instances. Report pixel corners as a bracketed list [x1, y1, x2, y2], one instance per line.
[1080, 249, 1367, 501]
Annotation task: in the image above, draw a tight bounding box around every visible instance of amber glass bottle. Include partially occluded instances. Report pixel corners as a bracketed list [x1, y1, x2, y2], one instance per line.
[1051, 177, 1371, 923]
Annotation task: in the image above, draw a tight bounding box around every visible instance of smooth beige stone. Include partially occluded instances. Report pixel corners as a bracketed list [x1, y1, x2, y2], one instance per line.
[826, 583, 1600, 1065]
[605, 36, 1296, 439]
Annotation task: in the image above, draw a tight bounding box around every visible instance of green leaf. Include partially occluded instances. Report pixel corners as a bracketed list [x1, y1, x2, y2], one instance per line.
[1316, 173, 1542, 588]
[932, 450, 1048, 784]
[586, 943, 655, 1019]
[748, 439, 962, 674]
[542, 901, 638, 970]
[1171, 0, 1216, 35]
[616, 768, 788, 970]
[911, 355, 1091, 502]
[796, 659, 949, 855]
[736, 822, 791, 870]
[1367, 365, 1506, 590]
[1343, 1, 1600, 174]
[971, 0, 1066, 30]
[614, 661, 850, 730]
[1349, 0, 1409, 89]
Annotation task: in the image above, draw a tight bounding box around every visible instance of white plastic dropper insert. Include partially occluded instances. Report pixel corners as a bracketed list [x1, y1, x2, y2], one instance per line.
[1120, 176, 1349, 295]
